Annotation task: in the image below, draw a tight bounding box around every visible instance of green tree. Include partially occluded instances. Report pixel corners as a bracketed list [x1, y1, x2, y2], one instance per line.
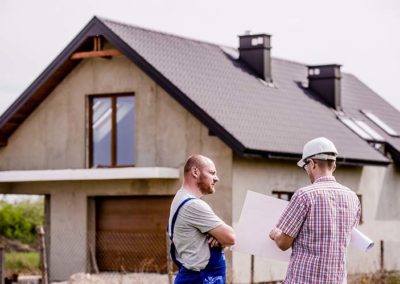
[0, 200, 44, 245]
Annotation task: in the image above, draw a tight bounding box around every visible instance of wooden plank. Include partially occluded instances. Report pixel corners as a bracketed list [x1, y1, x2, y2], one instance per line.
[70, 49, 122, 60]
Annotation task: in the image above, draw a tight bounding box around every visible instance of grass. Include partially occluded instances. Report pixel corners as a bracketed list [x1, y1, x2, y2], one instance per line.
[350, 271, 400, 284]
[5, 252, 41, 275]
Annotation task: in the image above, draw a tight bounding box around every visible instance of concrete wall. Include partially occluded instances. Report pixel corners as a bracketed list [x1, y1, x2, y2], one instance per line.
[0, 53, 233, 280]
[231, 156, 400, 283]
[347, 164, 400, 275]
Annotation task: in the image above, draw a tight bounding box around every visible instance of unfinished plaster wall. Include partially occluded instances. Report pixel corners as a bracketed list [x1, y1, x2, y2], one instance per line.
[346, 164, 400, 274]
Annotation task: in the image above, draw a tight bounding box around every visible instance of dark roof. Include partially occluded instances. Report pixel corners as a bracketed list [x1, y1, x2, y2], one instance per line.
[341, 74, 400, 165]
[0, 16, 394, 166]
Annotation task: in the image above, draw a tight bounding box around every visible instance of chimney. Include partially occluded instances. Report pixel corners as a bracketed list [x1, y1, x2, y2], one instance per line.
[307, 64, 342, 110]
[239, 33, 272, 83]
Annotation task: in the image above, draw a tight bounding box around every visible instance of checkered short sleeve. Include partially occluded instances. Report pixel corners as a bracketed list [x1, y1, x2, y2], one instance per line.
[276, 192, 309, 238]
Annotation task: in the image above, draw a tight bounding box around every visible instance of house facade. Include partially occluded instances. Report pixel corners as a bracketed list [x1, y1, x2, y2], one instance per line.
[0, 17, 399, 283]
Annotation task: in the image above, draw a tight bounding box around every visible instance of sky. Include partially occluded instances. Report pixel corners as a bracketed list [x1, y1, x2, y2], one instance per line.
[0, 0, 399, 116]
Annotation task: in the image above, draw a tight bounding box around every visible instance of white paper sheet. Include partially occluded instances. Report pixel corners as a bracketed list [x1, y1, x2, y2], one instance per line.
[232, 191, 291, 261]
[232, 190, 374, 262]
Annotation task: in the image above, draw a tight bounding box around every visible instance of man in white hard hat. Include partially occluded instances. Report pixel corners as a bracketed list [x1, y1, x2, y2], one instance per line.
[269, 137, 361, 284]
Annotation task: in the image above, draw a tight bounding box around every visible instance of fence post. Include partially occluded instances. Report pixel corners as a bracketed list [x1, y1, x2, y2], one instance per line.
[0, 245, 5, 284]
[38, 226, 49, 284]
[166, 232, 173, 284]
[250, 254, 254, 284]
[380, 240, 384, 274]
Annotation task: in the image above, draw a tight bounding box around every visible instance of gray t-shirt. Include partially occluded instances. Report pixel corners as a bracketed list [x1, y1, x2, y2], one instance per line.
[168, 189, 224, 271]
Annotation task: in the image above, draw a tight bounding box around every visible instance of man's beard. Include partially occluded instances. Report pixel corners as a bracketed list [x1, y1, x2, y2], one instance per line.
[197, 176, 215, 195]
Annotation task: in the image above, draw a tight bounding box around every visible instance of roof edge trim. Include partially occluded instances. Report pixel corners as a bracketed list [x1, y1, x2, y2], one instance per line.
[242, 149, 390, 167]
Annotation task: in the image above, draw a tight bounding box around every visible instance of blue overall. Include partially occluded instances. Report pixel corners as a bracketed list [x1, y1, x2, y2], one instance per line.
[168, 197, 226, 284]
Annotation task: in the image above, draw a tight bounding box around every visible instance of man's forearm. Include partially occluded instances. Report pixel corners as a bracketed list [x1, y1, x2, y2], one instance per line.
[209, 223, 236, 246]
[269, 227, 294, 251]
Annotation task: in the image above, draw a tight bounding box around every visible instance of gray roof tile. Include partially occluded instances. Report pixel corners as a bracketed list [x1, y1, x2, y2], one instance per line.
[101, 18, 388, 164]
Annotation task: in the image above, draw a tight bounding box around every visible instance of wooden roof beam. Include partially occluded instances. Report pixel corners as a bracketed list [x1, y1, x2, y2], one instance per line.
[70, 49, 122, 60]
[71, 35, 121, 60]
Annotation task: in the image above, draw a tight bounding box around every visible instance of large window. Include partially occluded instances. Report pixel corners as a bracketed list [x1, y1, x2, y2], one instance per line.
[89, 94, 135, 168]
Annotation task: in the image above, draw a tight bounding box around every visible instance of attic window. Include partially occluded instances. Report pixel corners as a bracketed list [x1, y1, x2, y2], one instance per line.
[361, 110, 400, 137]
[338, 116, 384, 142]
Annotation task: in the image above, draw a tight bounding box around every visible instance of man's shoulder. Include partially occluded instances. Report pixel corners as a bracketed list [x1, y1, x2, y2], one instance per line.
[295, 181, 357, 199]
[327, 181, 358, 197]
[295, 184, 316, 197]
[184, 198, 212, 212]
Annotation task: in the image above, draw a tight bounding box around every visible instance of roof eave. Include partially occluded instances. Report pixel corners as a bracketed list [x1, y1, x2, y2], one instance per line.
[242, 149, 390, 167]
[385, 143, 400, 167]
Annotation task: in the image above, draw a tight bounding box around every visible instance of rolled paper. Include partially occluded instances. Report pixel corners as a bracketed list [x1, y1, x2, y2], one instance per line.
[351, 228, 374, 252]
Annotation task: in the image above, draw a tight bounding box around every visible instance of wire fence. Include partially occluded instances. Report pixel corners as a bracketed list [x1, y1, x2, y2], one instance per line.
[0, 228, 177, 284]
[94, 231, 169, 273]
[47, 230, 176, 284]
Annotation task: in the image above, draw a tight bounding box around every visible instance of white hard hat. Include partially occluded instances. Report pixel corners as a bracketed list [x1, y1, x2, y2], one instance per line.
[297, 137, 338, 168]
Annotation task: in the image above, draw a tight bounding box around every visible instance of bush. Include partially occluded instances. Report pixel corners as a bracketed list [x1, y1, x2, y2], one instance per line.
[0, 200, 44, 245]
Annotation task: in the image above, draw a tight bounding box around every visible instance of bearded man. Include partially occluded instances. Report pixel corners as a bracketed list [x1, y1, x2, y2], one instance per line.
[168, 154, 235, 284]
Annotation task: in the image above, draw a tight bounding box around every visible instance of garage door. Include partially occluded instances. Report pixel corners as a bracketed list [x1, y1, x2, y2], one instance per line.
[95, 196, 173, 273]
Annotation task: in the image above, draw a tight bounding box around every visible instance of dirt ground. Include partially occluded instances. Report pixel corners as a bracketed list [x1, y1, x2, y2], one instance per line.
[52, 272, 171, 284]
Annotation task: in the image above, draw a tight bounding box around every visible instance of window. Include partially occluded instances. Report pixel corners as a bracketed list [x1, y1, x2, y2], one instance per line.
[338, 116, 385, 142]
[272, 191, 294, 201]
[89, 94, 135, 168]
[353, 120, 385, 141]
[361, 110, 399, 137]
[338, 117, 371, 140]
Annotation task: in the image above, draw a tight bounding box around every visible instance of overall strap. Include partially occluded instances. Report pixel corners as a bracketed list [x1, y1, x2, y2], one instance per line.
[168, 197, 195, 240]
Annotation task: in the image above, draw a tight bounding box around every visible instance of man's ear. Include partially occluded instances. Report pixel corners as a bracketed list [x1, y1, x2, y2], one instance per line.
[309, 159, 315, 169]
[191, 167, 199, 178]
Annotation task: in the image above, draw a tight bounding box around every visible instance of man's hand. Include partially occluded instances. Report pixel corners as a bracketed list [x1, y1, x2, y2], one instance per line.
[207, 234, 223, 248]
[269, 227, 294, 251]
[269, 227, 281, 240]
[208, 223, 235, 247]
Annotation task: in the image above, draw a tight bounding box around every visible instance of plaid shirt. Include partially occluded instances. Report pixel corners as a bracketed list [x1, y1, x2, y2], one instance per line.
[277, 176, 361, 284]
